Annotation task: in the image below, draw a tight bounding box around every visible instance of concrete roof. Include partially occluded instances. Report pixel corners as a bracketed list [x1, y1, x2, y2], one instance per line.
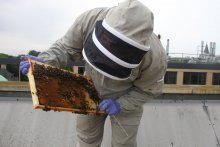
[0, 57, 85, 67]
[168, 62, 220, 70]
[0, 97, 220, 147]
[2, 58, 220, 70]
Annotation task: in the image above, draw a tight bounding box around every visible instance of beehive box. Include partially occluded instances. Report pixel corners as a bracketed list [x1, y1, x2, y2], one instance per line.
[27, 59, 102, 115]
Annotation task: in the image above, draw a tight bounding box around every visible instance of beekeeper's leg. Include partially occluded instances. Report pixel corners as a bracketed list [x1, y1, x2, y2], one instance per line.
[76, 114, 107, 147]
[110, 107, 143, 147]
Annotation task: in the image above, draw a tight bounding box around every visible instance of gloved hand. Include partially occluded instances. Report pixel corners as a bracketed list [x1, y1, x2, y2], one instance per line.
[20, 55, 43, 76]
[99, 98, 120, 116]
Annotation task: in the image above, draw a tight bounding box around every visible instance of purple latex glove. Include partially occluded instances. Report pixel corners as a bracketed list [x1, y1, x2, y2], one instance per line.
[19, 55, 43, 76]
[99, 98, 120, 116]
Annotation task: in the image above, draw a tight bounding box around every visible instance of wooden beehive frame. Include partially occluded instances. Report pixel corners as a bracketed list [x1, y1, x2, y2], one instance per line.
[27, 59, 103, 114]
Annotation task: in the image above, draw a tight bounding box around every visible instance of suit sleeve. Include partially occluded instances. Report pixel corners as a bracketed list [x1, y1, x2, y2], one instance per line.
[38, 13, 84, 67]
[38, 8, 108, 67]
[117, 34, 167, 112]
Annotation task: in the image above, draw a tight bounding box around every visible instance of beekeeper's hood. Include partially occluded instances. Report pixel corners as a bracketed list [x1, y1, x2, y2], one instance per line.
[83, 0, 154, 80]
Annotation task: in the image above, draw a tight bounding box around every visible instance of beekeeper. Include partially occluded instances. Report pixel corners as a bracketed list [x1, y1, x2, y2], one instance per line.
[20, 0, 167, 146]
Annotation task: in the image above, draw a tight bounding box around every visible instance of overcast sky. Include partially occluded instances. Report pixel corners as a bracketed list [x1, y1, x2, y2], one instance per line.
[0, 0, 219, 57]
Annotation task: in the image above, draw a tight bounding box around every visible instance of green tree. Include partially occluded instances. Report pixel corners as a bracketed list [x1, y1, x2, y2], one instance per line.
[6, 64, 19, 77]
[0, 53, 12, 58]
[28, 50, 41, 56]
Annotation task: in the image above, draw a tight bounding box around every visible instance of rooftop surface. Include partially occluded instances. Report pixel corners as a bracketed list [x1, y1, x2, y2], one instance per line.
[1, 97, 220, 147]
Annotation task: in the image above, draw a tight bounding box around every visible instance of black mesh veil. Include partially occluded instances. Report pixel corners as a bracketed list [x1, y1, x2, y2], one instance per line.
[84, 33, 131, 79]
[96, 21, 147, 64]
[83, 20, 148, 80]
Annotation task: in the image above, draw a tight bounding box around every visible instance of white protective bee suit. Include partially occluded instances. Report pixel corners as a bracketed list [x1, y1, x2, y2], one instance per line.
[38, 0, 167, 146]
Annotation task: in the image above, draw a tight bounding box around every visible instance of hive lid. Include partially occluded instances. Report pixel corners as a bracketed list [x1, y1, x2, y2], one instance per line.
[27, 59, 103, 115]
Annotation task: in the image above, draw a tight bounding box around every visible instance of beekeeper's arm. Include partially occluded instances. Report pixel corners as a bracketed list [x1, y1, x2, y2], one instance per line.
[117, 34, 167, 112]
[38, 8, 107, 67]
[38, 17, 83, 67]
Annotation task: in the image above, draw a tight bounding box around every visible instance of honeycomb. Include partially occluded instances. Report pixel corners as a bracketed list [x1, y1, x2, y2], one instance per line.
[27, 60, 102, 115]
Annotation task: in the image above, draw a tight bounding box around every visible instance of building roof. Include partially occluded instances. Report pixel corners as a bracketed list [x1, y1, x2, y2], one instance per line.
[0, 96, 220, 147]
[168, 62, 220, 70]
[0, 57, 85, 66]
[1, 58, 220, 70]
[0, 58, 20, 64]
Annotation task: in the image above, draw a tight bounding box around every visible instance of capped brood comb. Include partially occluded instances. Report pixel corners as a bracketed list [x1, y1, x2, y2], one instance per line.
[27, 59, 103, 115]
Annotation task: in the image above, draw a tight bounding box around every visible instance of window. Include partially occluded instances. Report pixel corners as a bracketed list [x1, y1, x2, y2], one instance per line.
[78, 67, 85, 75]
[213, 73, 220, 85]
[164, 72, 177, 84]
[183, 72, 206, 85]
